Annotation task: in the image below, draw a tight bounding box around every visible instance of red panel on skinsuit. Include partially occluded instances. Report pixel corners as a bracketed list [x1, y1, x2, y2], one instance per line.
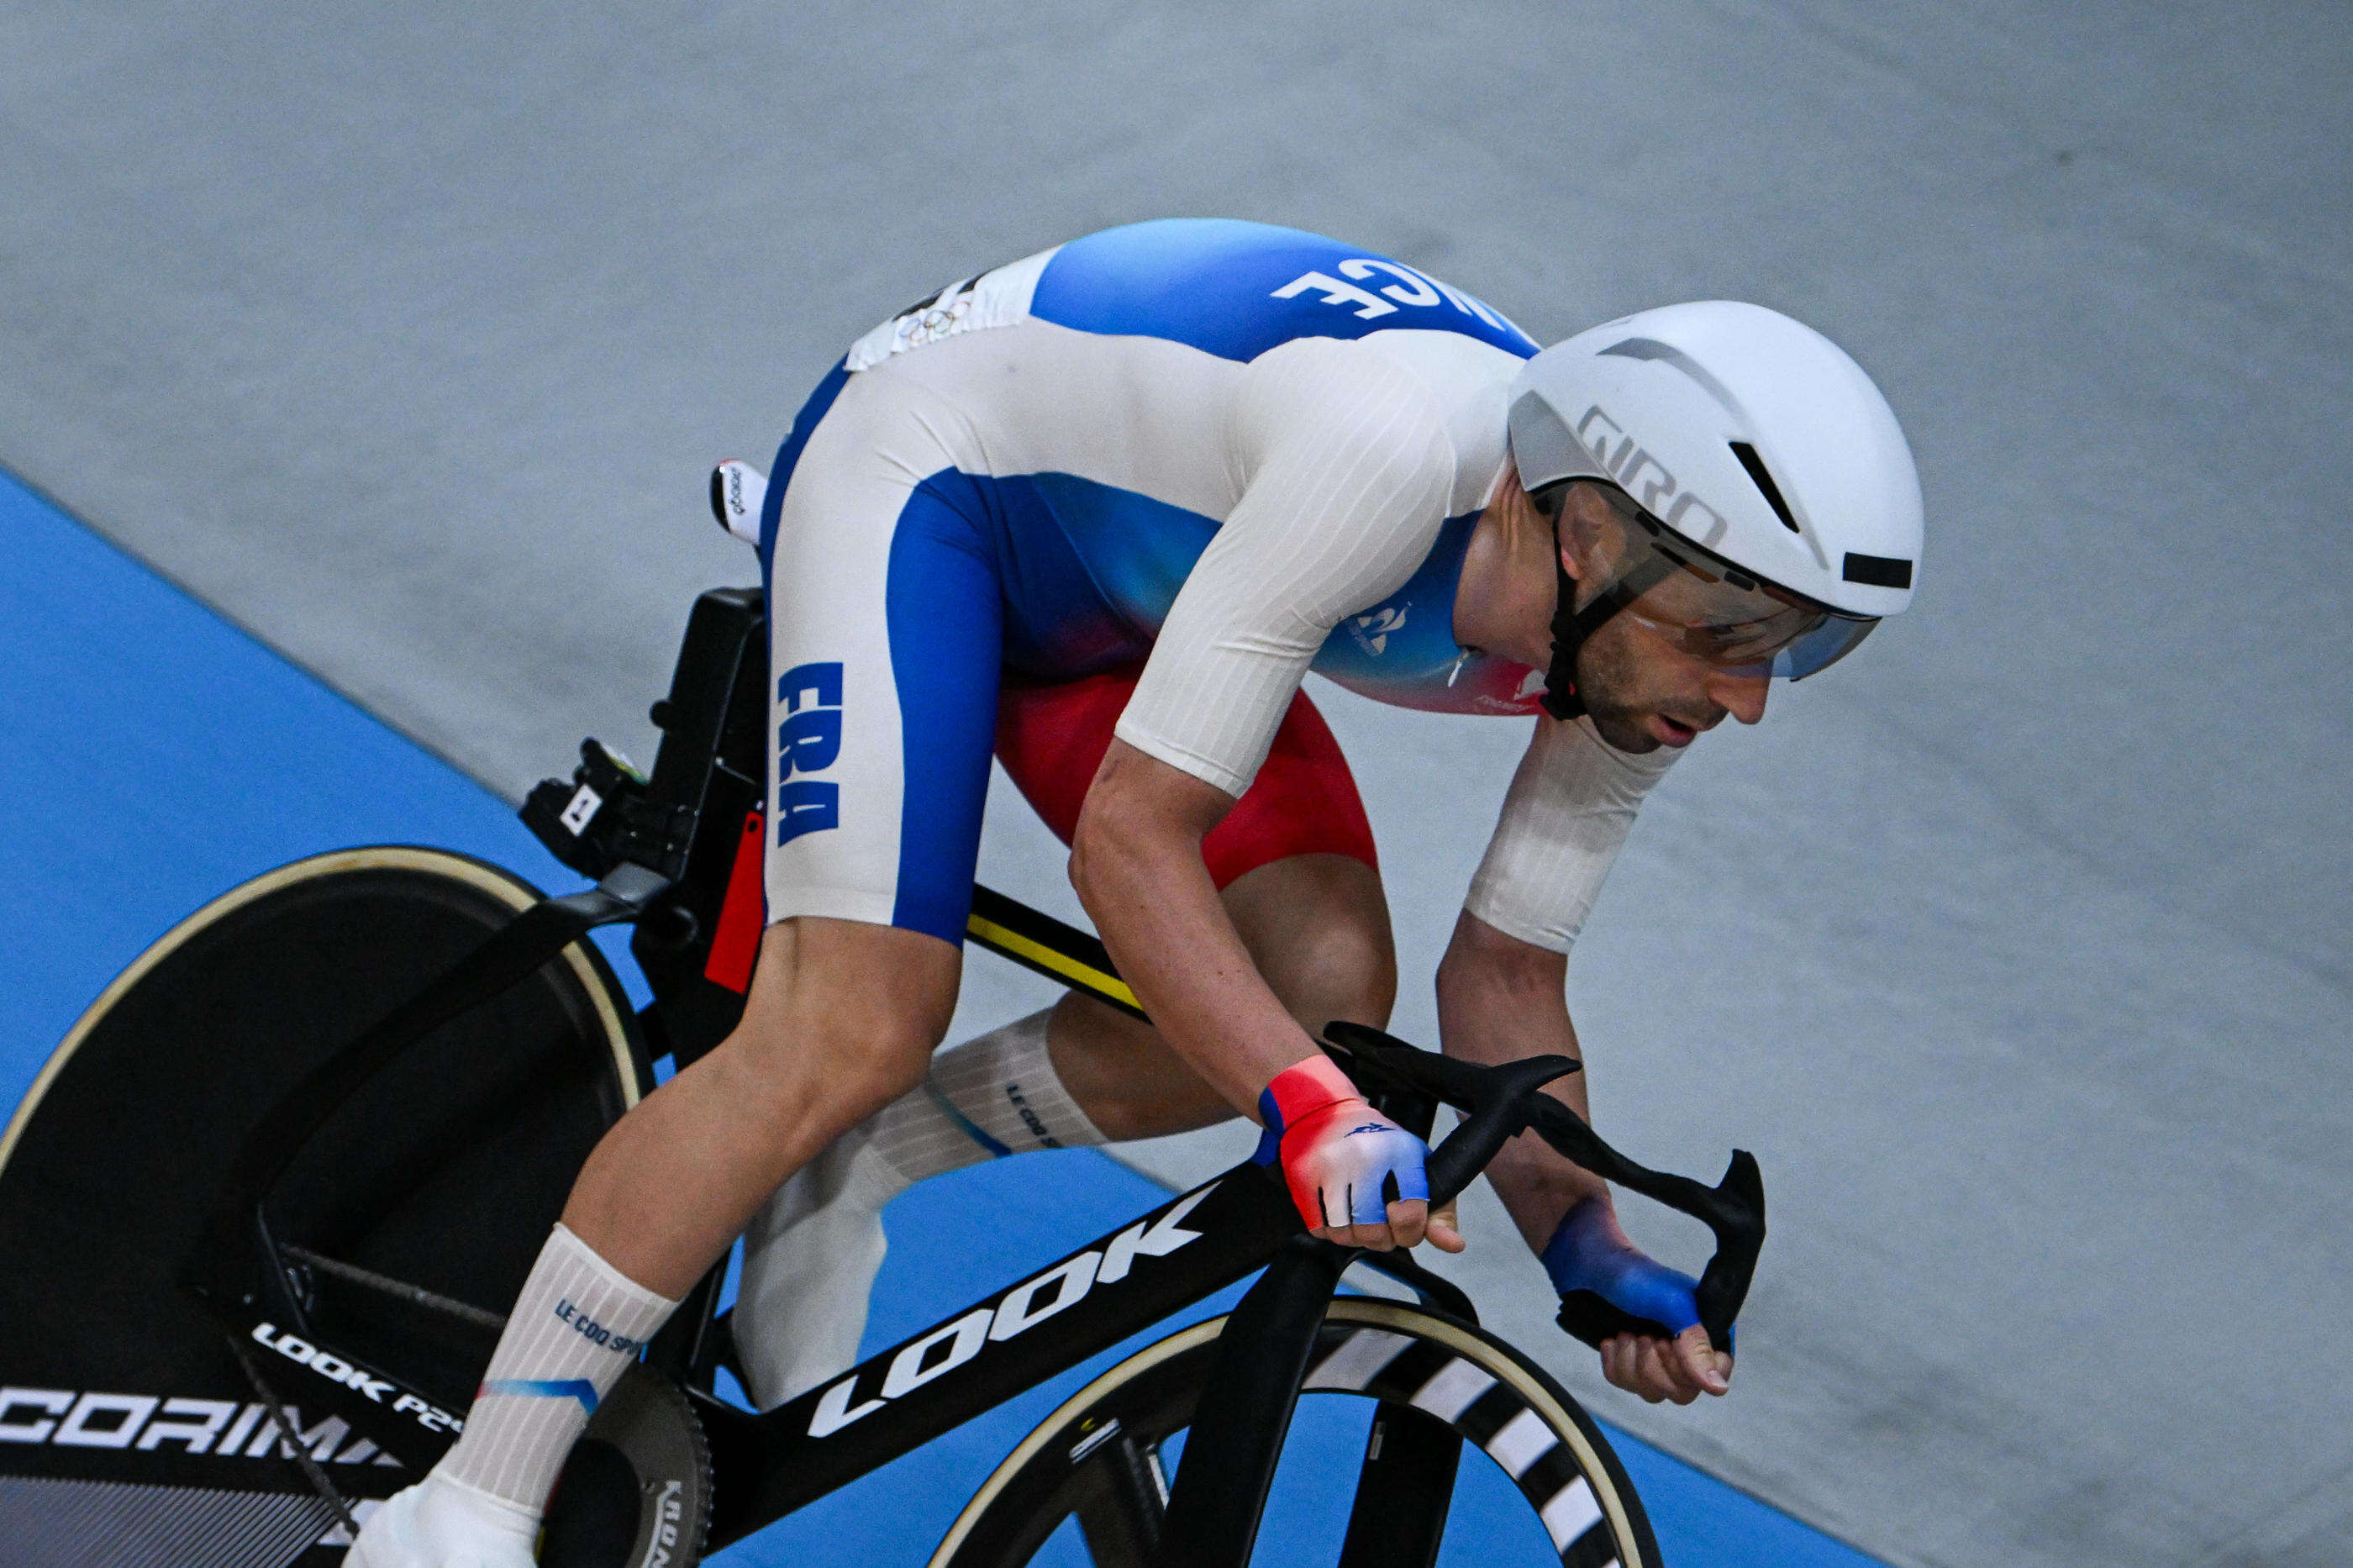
[993, 667, 1377, 887]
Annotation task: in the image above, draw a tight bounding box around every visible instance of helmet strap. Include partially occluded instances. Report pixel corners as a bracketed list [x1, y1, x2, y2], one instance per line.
[1536, 509, 1677, 723]
[1537, 544, 1588, 721]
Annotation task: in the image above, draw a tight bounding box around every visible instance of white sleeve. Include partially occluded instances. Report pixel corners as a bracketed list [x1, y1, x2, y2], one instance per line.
[1465, 716, 1679, 955]
[1113, 336, 1455, 797]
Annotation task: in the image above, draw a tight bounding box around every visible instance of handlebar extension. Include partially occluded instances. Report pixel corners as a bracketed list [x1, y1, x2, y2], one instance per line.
[1320, 1022, 1766, 1352]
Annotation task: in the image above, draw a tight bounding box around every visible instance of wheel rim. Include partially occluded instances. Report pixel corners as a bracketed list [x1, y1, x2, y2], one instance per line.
[932, 1298, 1656, 1568]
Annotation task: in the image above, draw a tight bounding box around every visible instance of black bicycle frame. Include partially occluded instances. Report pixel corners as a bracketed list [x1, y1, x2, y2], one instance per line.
[697, 1165, 1294, 1547]
[176, 582, 1766, 1568]
[695, 1035, 1553, 1559]
[186, 974, 1752, 1568]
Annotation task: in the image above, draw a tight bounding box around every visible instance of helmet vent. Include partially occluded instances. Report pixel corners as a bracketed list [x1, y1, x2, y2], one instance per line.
[1729, 443, 1800, 534]
[1843, 552, 1913, 589]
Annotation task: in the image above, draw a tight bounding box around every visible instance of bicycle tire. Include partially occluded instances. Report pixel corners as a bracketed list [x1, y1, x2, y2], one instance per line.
[931, 1297, 1659, 1568]
[0, 846, 648, 1565]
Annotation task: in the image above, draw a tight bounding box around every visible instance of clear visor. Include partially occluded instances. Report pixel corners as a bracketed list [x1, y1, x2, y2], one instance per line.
[1571, 484, 1877, 680]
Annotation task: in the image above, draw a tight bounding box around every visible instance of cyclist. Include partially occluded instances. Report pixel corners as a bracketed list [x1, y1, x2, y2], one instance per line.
[351, 218, 1920, 1566]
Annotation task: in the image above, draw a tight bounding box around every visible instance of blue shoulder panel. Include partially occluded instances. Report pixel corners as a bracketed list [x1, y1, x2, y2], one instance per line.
[1029, 218, 1539, 362]
[1310, 513, 1477, 684]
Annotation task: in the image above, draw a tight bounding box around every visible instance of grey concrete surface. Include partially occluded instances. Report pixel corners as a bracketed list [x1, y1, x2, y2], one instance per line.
[3, 3, 2348, 1564]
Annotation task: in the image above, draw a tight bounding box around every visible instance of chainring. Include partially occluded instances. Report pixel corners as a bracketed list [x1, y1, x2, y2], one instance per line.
[540, 1366, 712, 1568]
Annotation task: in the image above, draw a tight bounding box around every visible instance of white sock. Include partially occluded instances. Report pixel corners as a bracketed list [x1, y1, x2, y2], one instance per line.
[435, 1223, 676, 1513]
[904, 1006, 1107, 1170]
[734, 1008, 1103, 1407]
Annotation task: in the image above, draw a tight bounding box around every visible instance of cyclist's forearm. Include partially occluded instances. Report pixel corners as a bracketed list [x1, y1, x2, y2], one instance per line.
[1435, 909, 1611, 1250]
[1072, 742, 1322, 1116]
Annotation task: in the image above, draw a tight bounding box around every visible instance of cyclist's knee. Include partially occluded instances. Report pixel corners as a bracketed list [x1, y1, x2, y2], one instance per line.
[1273, 914, 1397, 1030]
[753, 1000, 937, 1108]
[722, 917, 957, 1119]
[1223, 855, 1398, 1031]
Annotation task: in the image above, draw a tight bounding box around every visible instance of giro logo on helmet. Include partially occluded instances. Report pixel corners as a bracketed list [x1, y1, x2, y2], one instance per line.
[1572, 404, 1731, 545]
[1508, 299, 1923, 626]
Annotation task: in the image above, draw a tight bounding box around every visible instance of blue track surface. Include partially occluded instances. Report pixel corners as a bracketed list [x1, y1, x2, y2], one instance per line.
[0, 468, 1882, 1568]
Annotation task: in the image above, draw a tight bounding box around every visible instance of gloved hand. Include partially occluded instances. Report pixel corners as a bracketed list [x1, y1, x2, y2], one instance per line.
[1542, 1198, 1731, 1403]
[1251, 1055, 1438, 1251]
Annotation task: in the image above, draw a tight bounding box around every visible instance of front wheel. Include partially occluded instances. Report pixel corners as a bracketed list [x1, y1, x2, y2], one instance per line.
[931, 1297, 1658, 1568]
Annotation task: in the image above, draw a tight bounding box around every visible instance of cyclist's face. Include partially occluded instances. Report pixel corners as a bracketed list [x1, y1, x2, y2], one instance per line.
[1556, 484, 1769, 754]
[1572, 608, 1768, 753]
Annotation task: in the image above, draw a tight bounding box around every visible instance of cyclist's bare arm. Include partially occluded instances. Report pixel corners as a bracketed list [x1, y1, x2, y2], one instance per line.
[1436, 908, 1732, 1402]
[1072, 738, 1443, 1253]
[1072, 740, 1304, 1106]
[1434, 909, 1604, 1233]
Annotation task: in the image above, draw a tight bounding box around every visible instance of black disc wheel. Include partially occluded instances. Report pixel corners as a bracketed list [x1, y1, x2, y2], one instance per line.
[931, 1297, 1658, 1568]
[0, 847, 649, 1565]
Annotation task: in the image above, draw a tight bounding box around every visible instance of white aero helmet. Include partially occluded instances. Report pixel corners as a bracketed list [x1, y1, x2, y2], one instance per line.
[1508, 301, 1924, 719]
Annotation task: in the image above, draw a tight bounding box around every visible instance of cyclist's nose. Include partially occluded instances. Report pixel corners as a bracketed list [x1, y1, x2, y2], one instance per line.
[1707, 669, 1769, 725]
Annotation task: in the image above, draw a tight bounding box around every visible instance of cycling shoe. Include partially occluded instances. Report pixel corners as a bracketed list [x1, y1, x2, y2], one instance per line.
[345, 1473, 539, 1568]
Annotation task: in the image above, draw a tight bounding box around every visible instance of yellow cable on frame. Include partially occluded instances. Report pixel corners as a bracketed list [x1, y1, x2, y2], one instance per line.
[965, 913, 1143, 1014]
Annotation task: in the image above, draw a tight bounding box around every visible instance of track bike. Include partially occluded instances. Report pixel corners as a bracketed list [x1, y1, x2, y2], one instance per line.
[0, 581, 1764, 1568]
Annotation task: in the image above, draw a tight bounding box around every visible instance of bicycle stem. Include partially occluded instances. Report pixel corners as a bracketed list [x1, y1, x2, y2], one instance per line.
[1158, 1048, 1578, 1568]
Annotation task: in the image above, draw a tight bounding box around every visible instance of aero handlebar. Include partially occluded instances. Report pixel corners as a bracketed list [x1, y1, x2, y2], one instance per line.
[1321, 1022, 1766, 1354]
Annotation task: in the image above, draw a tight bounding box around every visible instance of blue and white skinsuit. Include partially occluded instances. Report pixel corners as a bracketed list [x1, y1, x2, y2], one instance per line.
[757, 218, 1678, 959]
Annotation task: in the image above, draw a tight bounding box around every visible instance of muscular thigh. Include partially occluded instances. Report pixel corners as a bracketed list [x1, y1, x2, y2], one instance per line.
[761, 367, 1004, 949]
[998, 666, 1392, 995]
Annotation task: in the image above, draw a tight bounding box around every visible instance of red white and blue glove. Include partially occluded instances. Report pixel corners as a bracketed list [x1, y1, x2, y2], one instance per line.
[1251, 1055, 1429, 1233]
